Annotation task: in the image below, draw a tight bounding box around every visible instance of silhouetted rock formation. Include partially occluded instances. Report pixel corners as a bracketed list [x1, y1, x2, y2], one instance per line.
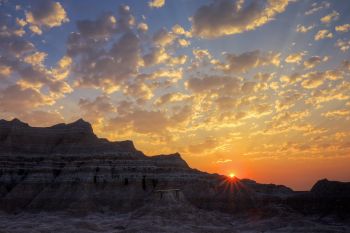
[284, 179, 350, 219]
[311, 179, 350, 198]
[0, 118, 141, 156]
[0, 119, 348, 220]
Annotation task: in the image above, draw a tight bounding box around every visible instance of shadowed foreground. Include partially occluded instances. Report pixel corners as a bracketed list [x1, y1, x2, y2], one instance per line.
[1, 189, 350, 233]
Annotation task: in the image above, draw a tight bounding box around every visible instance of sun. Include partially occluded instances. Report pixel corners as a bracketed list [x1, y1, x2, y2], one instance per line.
[229, 173, 235, 178]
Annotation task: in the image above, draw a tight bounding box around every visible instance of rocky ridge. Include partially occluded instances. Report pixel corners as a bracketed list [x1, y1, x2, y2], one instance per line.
[0, 118, 140, 156]
[0, 119, 349, 220]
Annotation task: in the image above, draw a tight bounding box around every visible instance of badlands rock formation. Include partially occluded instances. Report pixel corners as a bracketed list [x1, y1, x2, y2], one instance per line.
[0, 119, 349, 221]
[0, 119, 253, 213]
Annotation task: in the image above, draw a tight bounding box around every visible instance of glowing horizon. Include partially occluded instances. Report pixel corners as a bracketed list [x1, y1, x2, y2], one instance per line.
[0, 0, 349, 190]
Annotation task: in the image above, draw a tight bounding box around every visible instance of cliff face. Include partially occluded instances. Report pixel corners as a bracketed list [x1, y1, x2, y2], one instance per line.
[311, 179, 350, 198]
[0, 119, 219, 213]
[4, 119, 344, 216]
[0, 119, 141, 156]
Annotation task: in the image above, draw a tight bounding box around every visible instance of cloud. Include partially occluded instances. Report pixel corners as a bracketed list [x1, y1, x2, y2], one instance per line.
[285, 52, 305, 64]
[280, 73, 302, 85]
[305, 81, 349, 106]
[303, 56, 328, 69]
[0, 10, 72, 97]
[301, 70, 341, 89]
[168, 55, 188, 66]
[108, 110, 169, 134]
[191, 0, 291, 38]
[79, 95, 116, 115]
[19, 110, 64, 127]
[155, 92, 190, 106]
[25, 0, 69, 34]
[335, 24, 350, 33]
[186, 75, 241, 94]
[67, 7, 135, 56]
[177, 38, 190, 47]
[143, 48, 187, 68]
[143, 47, 170, 66]
[0, 10, 26, 37]
[5, 51, 72, 97]
[192, 49, 212, 60]
[153, 28, 176, 47]
[305, 1, 330, 16]
[75, 13, 117, 40]
[123, 81, 154, 103]
[261, 110, 311, 135]
[273, 110, 309, 122]
[121, 111, 167, 133]
[301, 73, 325, 89]
[187, 137, 218, 154]
[24, 51, 47, 66]
[137, 22, 148, 32]
[322, 109, 350, 119]
[148, 0, 165, 9]
[296, 24, 314, 33]
[79, 95, 116, 123]
[0, 64, 12, 79]
[314, 29, 333, 41]
[335, 39, 350, 52]
[70, 30, 143, 92]
[275, 91, 302, 111]
[218, 50, 280, 73]
[2, 0, 350, 164]
[172, 24, 191, 37]
[254, 72, 275, 82]
[104, 103, 192, 140]
[215, 159, 233, 164]
[0, 84, 54, 114]
[0, 34, 35, 57]
[0, 5, 72, 120]
[320, 10, 339, 24]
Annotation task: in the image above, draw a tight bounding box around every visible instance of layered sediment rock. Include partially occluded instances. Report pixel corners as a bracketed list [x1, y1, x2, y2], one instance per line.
[0, 119, 229, 213]
[0, 118, 140, 155]
[2, 118, 346, 218]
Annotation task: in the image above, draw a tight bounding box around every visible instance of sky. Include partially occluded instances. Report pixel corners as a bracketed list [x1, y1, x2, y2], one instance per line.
[0, 0, 350, 190]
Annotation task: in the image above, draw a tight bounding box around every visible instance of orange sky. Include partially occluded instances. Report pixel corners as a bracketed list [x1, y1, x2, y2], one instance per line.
[188, 154, 350, 191]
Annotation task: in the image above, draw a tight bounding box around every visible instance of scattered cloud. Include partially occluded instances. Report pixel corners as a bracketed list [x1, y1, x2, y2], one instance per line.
[137, 22, 148, 32]
[280, 73, 302, 85]
[191, 0, 291, 38]
[314, 29, 333, 40]
[187, 138, 218, 154]
[303, 56, 328, 69]
[148, 0, 165, 9]
[215, 159, 232, 164]
[25, 0, 69, 34]
[218, 50, 280, 73]
[0, 84, 54, 115]
[335, 24, 350, 33]
[186, 75, 240, 94]
[320, 10, 339, 24]
[322, 109, 350, 119]
[79, 95, 116, 123]
[153, 28, 176, 47]
[301, 70, 341, 89]
[285, 52, 306, 64]
[296, 24, 314, 33]
[335, 39, 350, 52]
[305, 1, 330, 16]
